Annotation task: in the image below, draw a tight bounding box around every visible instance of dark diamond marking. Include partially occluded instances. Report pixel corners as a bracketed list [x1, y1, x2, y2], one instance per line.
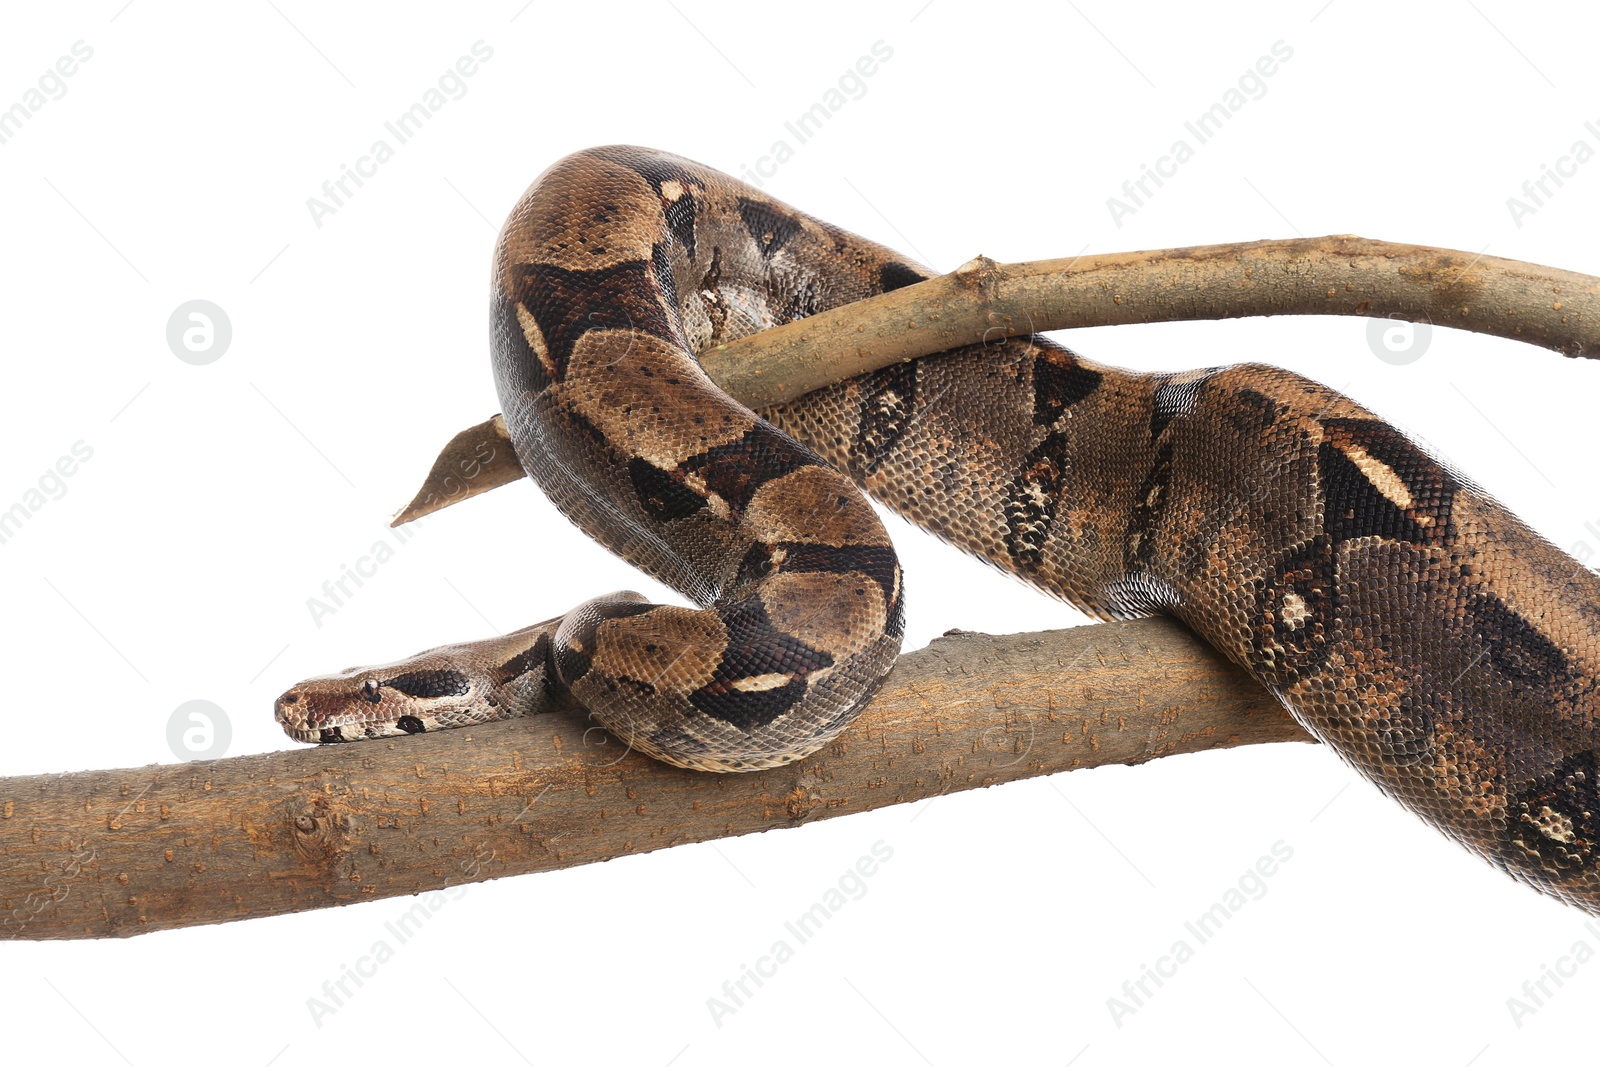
[508, 259, 679, 381]
[617, 154, 700, 257]
[613, 677, 657, 698]
[1467, 592, 1571, 687]
[737, 197, 803, 260]
[849, 361, 918, 476]
[681, 422, 815, 515]
[1032, 348, 1102, 427]
[689, 597, 834, 732]
[733, 542, 776, 591]
[491, 287, 549, 392]
[777, 542, 900, 609]
[651, 241, 678, 310]
[1510, 749, 1600, 878]
[1318, 419, 1457, 546]
[777, 277, 819, 324]
[492, 633, 552, 687]
[1124, 440, 1175, 570]
[628, 456, 707, 522]
[555, 600, 657, 686]
[879, 261, 928, 293]
[555, 642, 592, 684]
[384, 670, 470, 699]
[1376, 692, 1435, 767]
[1227, 388, 1287, 434]
[699, 246, 728, 342]
[1252, 535, 1339, 686]
[1002, 433, 1070, 571]
[1149, 372, 1215, 440]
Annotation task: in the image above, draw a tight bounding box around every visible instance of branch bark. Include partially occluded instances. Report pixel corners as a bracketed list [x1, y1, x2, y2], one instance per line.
[0, 619, 1307, 940]
[701, 236, 1600, 406]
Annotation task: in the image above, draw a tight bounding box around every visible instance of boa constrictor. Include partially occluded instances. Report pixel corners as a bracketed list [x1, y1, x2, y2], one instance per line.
[276, 145, 1600, 914]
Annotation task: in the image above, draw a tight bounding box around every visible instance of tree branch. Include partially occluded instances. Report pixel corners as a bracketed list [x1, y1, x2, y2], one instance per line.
[0, 619, 1305, 940]
[701, 236, 1600, 406]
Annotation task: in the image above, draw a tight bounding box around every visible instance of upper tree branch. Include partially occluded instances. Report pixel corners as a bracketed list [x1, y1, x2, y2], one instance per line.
[701, 236, 1599, 407]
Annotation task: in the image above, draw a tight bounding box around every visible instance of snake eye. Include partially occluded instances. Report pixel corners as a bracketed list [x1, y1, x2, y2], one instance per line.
[362, 678, 382, 704]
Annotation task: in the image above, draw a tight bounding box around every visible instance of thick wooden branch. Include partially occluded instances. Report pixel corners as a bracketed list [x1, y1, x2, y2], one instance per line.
[701, 236, 1600, 406]
[0, 619, 1306, 940]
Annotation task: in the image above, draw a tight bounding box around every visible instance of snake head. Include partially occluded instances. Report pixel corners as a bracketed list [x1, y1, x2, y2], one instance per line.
[275, 625, 557, 743]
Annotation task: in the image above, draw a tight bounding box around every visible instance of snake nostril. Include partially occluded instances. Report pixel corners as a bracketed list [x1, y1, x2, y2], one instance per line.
[279, 692, 300, 705]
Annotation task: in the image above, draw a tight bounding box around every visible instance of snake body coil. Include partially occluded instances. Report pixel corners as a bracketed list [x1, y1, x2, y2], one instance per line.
[279, 146, 1600, 914]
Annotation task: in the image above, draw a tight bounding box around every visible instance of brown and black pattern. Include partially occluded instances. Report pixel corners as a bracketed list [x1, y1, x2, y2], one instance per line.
[1250, 535, 1339, 687]
[1032, 347, 1103, 427]
[282, 146, 1600, 916]
[847, 361, 919, 477]
[1002, 433, 1072, 572]
[482, 146, 906, 772]
[277, 618, 563, 743]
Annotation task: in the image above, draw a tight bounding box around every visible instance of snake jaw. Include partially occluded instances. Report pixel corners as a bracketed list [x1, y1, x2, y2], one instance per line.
[275, 623, 560, 744]
[275, 668, 499, 744]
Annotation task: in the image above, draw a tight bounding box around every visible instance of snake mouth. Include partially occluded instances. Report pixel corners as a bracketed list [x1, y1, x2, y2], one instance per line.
[274, 690, 420, 744]
[276, 711, 426, 745]
[274, 687, 517, 744]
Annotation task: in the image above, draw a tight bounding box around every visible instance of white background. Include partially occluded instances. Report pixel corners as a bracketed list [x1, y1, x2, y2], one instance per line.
[2, 2, 1598, 1064]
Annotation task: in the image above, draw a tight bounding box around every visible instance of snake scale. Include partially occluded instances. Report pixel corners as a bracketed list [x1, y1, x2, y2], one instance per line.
[276, 145, 1600, 914]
